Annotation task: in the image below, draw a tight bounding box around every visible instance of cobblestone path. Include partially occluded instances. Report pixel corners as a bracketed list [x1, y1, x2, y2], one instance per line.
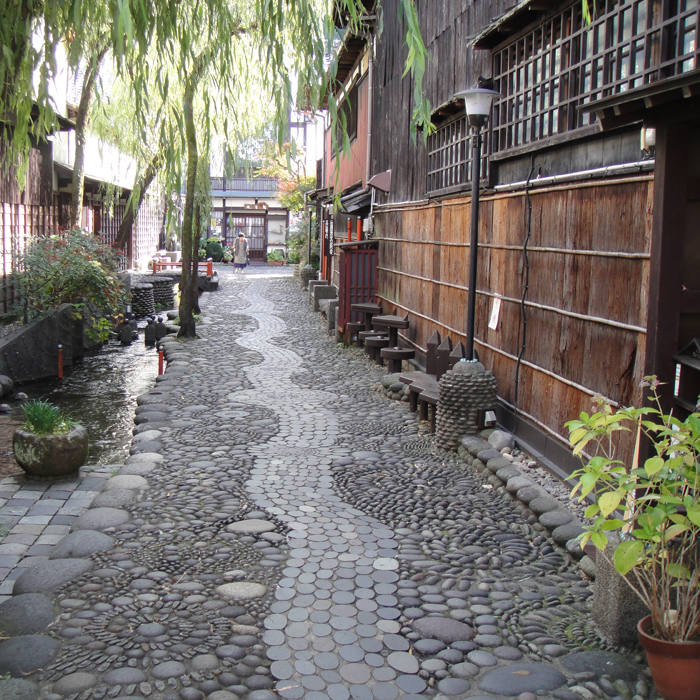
[0, 267, 655, 700]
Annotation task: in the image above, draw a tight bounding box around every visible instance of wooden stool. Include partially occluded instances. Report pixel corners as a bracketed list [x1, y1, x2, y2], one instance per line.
[346, 321, 365, 345]
[365, 336, 390, 364]
[381, 346, 416, 374]
[360, 331, 388, 353]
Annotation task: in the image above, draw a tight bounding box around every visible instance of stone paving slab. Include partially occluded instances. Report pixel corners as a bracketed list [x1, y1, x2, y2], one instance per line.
[0, 267, 657, 700]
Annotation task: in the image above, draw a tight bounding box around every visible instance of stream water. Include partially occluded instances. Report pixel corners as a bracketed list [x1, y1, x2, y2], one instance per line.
[12, 338, 160, 466]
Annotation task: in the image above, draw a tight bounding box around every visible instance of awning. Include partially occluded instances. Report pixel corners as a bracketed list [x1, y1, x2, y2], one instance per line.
[340, 186, 371, 215]
[307, 187, 330, 203]
[580, 69, 700, 130]
[472, 0, 560, 50]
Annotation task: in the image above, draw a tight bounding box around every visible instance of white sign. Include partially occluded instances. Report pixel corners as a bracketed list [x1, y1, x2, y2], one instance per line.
[488, 296, 502, 330]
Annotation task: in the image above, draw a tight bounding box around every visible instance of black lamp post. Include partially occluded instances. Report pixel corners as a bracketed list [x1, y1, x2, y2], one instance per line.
[454, 84, 500, 361]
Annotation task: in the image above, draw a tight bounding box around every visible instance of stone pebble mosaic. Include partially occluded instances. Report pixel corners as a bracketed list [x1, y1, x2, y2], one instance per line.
[0, 266, 657, 700]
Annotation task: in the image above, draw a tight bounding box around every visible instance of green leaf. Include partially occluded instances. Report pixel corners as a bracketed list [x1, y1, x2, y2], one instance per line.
[589, 531, 608, 550]
[613, 540, 643, 574]
[664, 524, 689, 541]
[686, 506, 700, 528]
[579, 473, 598, 499]
[601, 519, 625, 530]
[584, 503, 600, 518]
[569, 427, 588, 445]
[598, 491, 622, 517]
[644, 456, 665, 477]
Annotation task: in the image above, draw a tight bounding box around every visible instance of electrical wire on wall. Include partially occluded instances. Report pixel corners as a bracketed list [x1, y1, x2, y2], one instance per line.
[512, 157, 535, 429]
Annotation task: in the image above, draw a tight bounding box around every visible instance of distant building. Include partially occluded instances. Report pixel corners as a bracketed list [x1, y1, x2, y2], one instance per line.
[209, 171, 289, 262]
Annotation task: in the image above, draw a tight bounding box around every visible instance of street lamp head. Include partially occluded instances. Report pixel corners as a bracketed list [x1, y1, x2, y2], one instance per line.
[454, 82, 500, 130]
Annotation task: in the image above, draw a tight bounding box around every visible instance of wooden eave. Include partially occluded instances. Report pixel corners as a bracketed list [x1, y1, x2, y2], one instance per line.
[333, 0, 375, 29]
[2, 104, 75, 132]
[580, 69, 700, 130]
[332, 35, 367, 93]
[471, 0, 560, 49]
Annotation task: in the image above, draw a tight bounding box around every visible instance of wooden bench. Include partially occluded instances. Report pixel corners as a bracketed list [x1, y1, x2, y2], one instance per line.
[153, 260, 213, 276]
[399, 330, 466, 432]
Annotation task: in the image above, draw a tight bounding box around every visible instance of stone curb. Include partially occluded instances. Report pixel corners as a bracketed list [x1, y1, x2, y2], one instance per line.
[455, 436, 595, 579]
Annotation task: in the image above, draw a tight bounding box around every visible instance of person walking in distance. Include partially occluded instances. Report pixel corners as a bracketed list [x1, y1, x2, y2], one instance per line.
[233, 232, 248, 273]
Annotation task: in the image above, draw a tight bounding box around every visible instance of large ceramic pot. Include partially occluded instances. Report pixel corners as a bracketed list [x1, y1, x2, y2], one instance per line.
[13, 425, 89, 477]
[638, 616, 700, 700]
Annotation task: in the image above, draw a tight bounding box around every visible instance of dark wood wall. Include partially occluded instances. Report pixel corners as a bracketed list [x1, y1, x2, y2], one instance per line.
[374, 0, 519, 203]
[375, 177, 652, 449]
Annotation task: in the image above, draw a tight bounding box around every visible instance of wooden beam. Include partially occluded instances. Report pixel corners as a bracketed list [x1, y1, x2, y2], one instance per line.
[644, 122, 690, 410]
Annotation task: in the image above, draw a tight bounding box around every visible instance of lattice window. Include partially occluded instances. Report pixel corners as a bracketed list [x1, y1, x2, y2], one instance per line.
[492, 0, 700, 153]
[427, 114, 490, 195]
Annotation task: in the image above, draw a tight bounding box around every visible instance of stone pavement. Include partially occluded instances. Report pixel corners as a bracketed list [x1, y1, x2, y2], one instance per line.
[0, 266, 656, 700]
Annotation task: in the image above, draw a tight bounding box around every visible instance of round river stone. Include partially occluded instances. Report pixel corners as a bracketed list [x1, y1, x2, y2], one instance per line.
[13, 559, 94, 594]
[411, 617, 474, 643]
[0, 635, 61, 676]
[478, 663, 566, 696]
[0, 594, 56, 635]
[72, 507, 130, 532]
[226, 520, 276, 534]
[49, 530, 114, 560]
[216, 582, 268, 600]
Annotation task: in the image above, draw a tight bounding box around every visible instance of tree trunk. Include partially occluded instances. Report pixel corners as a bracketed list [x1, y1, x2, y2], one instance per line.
[190, 202, 202, 315]
[69, 44, 109, 230]
[177, 70, 200, 338]
[112, 151, 162, 252]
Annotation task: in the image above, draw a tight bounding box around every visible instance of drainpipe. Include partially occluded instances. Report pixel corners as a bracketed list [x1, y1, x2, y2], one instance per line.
[365, 40, 374, 187]
[365, 37, 375, 235]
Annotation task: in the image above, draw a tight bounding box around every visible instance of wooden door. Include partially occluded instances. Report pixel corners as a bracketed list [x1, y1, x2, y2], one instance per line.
[229, 214, 266, 260]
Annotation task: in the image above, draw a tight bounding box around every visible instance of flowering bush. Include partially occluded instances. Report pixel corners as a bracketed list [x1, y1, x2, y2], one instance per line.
[14, 229, 127, 342]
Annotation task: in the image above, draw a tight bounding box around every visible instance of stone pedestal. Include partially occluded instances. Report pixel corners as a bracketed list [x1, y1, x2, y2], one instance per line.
[300, 265, 317, 290]
[436, 360, 498, 451]
[592, 536, 649, 645]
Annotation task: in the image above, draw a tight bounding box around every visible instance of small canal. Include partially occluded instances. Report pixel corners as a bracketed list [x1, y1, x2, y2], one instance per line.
[0, 338, 160, 476]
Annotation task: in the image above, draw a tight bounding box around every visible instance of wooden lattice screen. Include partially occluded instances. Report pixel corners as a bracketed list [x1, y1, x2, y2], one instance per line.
[492, 0, 700, 152]
[426, 114, 490, 195]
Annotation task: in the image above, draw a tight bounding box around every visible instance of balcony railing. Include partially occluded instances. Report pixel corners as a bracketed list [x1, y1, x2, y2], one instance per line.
[210, 177, 279, 193]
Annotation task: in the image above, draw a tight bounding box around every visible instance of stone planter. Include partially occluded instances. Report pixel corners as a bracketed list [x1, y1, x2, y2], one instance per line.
[13, 425, 89, 477]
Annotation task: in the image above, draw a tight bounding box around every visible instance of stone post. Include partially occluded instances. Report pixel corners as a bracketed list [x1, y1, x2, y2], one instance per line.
[435, 360, 498, 451]
[592, 534, 649, 645]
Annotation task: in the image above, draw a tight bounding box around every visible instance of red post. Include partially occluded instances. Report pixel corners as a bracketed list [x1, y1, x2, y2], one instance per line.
[347, 219, 352, 241]
[57, 344, 63, 379]
[158, 347, 164, 375]
[357, 219, 362, 242]
[207, 260, 213, 276]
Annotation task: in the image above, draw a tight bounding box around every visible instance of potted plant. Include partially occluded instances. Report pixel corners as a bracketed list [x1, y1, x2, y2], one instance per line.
[567, 378, 700, 700]
[222, 246, 233, 264]
[266, 249, 285, 265]
[13, 400, 88, 477]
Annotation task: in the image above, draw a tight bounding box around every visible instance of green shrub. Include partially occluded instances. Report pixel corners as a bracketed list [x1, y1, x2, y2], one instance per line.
[267, 249, 285, 262]
[22, 400, 75, 435]
[14, 229, 126, 342]
[205, 239, 224, 262]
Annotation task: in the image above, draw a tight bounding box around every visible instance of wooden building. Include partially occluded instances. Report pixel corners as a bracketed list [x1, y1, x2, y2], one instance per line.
[210, 173, 289, 262]
[323, 0, 700, 475]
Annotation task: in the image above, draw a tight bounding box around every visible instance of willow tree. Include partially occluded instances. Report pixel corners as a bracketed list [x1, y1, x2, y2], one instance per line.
[1, 0, 432, 338]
